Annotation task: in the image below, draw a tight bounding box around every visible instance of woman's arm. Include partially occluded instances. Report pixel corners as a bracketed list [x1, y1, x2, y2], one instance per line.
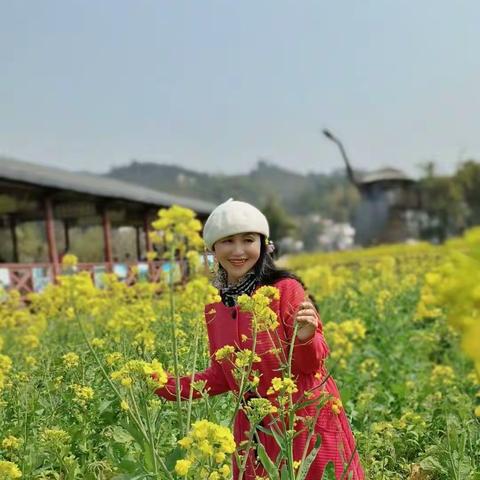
[154, 358, 230, 400]
[279, 279, 330, 375]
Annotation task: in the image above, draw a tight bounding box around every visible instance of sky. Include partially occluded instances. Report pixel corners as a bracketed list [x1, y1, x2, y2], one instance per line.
[1, 1, 479, 178]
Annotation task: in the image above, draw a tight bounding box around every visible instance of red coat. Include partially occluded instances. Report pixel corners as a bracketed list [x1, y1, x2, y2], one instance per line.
[155, 278, 364, 479]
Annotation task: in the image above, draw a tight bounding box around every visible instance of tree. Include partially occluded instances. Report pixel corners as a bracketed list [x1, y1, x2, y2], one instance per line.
[262, 195, 296, 242]
[455, 160, 480, 226]
[419, 174, 467, 241]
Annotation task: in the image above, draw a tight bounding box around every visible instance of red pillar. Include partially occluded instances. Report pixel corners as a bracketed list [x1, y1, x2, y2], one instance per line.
[102, 208, 113, 272]
[64, 220, 70, 252]
[135, 225, 142, 260]
[44, 197, 60, 278]
[143, 212, 152, 254]
[9, 215, 19, 263]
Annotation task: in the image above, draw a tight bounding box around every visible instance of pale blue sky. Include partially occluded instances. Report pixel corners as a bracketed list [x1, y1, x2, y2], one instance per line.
[1, 1, 479, 178]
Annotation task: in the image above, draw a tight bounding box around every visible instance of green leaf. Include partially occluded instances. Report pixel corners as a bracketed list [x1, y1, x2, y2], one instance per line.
[98, 399, 113, 414]
[296, 435, 322, 480]
[123, 420, 145, 446]
[256, 424, 287, 455]
[111, 426, 135, 444]
[322, 462, 336, 480]
[256, 442, 280, 480]
[165, 446, 183, 471]
[143, 440, 155, 471]
[280, 464, 290, 480]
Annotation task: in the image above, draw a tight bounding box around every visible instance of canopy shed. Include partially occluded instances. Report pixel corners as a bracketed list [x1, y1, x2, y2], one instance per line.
[0, 157, 214, 294]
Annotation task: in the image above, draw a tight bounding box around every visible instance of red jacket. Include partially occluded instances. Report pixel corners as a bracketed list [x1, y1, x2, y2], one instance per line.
[155, 278, 364, 479]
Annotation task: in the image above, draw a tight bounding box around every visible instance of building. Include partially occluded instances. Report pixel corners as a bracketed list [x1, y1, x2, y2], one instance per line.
[0, 157, 215, 294]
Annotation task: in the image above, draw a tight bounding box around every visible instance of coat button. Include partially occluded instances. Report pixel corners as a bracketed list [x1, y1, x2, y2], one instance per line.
[231, 309, 237, 319]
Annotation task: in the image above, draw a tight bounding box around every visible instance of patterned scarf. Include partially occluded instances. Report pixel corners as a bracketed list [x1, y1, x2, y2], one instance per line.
[215, 270, 258, 307]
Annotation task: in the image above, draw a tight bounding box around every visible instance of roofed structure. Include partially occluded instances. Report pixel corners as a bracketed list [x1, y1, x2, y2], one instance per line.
[359, 167, 415, 185]
[0, 156, 214, 294]
[0, 156, 215, 223]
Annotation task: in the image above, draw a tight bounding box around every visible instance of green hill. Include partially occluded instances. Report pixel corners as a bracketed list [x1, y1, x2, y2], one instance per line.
[105, 159, 359, 221]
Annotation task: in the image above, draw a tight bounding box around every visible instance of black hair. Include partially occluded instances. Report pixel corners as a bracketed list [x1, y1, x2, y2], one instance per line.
[254, 235, 319, 309]
[254, 235, 300, 285]
[214, 233, 318, 308]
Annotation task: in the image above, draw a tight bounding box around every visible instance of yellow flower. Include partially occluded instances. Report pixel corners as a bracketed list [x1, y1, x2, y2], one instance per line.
[18, 334, 39, 349]
[234, 349, 260, 368]
[214, 452, 226, 463]
[105, 352, 123, 365]
[146, 251, 158, 261]
[62, 352, 79, 368]
[120, 400, 129, 411]
[1, 435, 22, 450]
[215, 345, 236, 361]
[0, 461, 22, 479]
[237, 287, 280, 332]
[331, 397, 343, 415]
[175, 459, 192, 476]
[71, 384, 94, 406]
[61, 254, 78, 268]
[41, 428, 70, 447]
[219, 464, 230, 477]
[430, 364, 455, 387]
[91, 337, 106, 348]
[25, 356, 37, 367]
[267, 376, 298, 396]
[121, 377, 133, 388]
[178, 436, 193, 449]
[244, 398, 278, 423]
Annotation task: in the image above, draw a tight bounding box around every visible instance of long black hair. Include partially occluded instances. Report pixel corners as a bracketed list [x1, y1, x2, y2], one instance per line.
[254, 235, 318, 308]
[253, 235, 301, 285]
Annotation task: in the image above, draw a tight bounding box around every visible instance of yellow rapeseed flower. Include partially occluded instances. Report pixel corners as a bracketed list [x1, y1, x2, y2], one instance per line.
[215, 345, 236, 361]
[174, 459, 192, 476]
[1, 435, 22, 450]
[0, 460, 22, 479]
[62, 352, 79, 369]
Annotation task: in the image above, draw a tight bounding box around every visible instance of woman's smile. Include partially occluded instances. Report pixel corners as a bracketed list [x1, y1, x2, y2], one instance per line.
[229, 258, 248, 267]
[213, 232, 261, 284]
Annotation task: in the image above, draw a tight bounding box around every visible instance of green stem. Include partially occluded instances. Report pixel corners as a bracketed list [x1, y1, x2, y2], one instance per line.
[285, 322, 299, 479]
[229, 325, 258, 428]
[143, 392, 159, 475]
[168, 245, 185, 437]
[79, 317, 173, 479]
[296, 403, 323, 480]
[237, 425, 257, 480]
[185, 325, 200, 432]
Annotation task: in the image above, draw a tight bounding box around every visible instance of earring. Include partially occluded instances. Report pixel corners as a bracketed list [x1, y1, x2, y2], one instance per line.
[266, 241, 275, 254]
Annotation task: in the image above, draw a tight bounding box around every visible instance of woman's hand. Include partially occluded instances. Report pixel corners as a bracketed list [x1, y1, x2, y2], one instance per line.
[294, 301, 319, 342]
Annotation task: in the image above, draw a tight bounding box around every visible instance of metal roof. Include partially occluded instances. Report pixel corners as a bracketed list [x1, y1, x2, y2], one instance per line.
[359, 168, 414, 184]
[0, 156, 215, 214]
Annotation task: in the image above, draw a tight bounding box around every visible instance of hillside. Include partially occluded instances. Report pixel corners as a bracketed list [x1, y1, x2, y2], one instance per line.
[105, 159, 358, 220]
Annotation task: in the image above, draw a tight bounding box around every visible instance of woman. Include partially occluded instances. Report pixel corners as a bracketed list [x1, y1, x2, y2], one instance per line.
[155, 199, 364, 479]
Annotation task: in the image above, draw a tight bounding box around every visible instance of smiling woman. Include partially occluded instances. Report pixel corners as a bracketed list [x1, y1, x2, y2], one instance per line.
[155, 198, 364, 479]
[213, 232, 261, 284]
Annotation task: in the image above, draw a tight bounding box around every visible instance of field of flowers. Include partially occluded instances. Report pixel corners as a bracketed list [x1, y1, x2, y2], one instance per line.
[0, 206, 479, 479]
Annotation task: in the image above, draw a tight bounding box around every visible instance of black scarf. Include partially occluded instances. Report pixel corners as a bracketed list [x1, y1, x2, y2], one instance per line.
[219, 271, 258, 307]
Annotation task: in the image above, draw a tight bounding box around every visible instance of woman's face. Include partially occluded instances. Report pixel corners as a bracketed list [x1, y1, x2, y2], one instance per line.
[213, 232, 261, 284]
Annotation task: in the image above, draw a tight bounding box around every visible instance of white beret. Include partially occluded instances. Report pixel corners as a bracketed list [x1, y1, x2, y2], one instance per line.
[203, 198, 270, 250]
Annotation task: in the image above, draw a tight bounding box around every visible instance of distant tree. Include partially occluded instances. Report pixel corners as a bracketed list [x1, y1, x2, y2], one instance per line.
[419, 171, 467, 241]
[262, 195, 296, 242]
[454, 160, 480, 226]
